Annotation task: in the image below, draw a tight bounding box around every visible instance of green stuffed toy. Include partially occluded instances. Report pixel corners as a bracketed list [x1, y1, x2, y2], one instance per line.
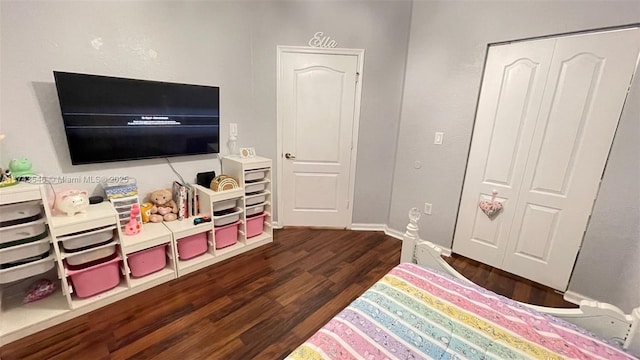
[9, 158, 34, 180]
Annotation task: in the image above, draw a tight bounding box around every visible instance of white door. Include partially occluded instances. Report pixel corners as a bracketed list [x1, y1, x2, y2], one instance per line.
[277, 48, 363, 228]
[454, 28, 640, 290]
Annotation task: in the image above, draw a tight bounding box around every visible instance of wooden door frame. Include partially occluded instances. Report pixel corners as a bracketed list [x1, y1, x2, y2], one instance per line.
[276, 46, 365, 228]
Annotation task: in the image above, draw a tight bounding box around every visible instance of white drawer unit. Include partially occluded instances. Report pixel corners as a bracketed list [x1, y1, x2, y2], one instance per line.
[245, 202, 267, 217]
[244, 179, 270, 194]
[221, 156, 273, 246]
[65, 241, 118, 266]
[213, 207, 243, 227]
[0, 254, 56, 284]
[0, 219, 47, 245]
[58, 225, 116, 253]
[244, 169, 268, 182]
[245, 191, 269, 206]
[110, 195, 142, 229]
[0, 237, 51, 265]
[212, 198, 239, 212]
[0, 200, 42, 226]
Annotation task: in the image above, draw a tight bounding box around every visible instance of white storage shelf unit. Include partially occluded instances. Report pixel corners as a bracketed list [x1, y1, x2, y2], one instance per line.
[0, 183, 66, 346]
[0, 157, 274, 346]
[221, 156, 274, 246]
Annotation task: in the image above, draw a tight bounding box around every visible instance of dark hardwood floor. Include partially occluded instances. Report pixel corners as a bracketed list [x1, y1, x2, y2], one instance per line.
[1, 228, 574, 359]
[444, 253, 577, 308]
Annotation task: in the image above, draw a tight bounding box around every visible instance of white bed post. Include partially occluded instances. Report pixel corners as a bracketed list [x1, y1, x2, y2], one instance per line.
[400, 208, 420, 263]
[626, 307, 640, 355]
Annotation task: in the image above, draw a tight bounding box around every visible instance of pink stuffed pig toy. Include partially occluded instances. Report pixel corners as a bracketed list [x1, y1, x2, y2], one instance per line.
[55, 190, 89, 216]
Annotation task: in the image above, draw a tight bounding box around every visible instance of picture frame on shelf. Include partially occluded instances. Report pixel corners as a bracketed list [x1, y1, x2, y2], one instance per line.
[239, 147, 256, 158]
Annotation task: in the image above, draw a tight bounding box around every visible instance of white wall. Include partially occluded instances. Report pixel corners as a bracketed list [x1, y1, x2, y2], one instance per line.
[0, 1, 411, 223]
[391, 1, 639, 310]
[568, 72, 640, 313]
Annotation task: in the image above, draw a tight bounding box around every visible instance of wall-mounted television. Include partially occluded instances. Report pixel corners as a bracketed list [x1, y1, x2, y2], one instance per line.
[53, 71, 220, 165]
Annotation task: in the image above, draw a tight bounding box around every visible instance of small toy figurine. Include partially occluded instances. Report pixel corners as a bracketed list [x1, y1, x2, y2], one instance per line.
[193, 216, 211, 225]
[125, 203, 142, 235]
[0, 169, 18, 187]
[9, 158, 34, 180]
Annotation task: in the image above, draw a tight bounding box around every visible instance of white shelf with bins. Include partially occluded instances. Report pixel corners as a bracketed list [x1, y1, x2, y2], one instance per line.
[47, 202, 125, 309]
[0, 183, 66, 345]
[0, 157, 275, 346]
[163, 214, 217, 277]
[221, 155, 274, 247]
[119, 222, 176, 289]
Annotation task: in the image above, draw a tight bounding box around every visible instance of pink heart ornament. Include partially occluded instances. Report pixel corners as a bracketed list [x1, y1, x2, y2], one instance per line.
[479, 200, 503, 219]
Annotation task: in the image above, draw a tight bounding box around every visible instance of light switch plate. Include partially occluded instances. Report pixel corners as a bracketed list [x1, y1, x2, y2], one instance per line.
[434, 132, 444, 145]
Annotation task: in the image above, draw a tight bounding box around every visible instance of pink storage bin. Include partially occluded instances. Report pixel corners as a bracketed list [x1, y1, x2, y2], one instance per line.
[67, 255, 121, 298]
[177, 232, 208, 260]
[246, 213, 267, 238]
[128, 244, 167, 277]
[214, 221, 240, 249]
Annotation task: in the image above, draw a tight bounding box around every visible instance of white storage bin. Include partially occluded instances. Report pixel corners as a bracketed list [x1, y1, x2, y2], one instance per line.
[213, 208, 243, 227]
[212, 198, 238, 212]
[0, 200, 42, 224]
[66, 242, 118, 266]
[246, 192, 268, 206]
[0, 237, 51, 265]
[59, 225, 115, 252]
[244, 179, 269, 194]
[0, 219, 47, 245]
[0, 254, 56, 284]
[244, 169, 267, 182]
[245, 203, 266, 217]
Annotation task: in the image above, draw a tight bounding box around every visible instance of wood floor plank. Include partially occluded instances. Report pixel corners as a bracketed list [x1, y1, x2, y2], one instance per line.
[1, 228, 575, 359]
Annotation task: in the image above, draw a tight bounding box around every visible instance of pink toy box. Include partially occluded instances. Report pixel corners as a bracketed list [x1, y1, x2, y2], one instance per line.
[177, 232, 208, 260]
[128, 244, 167, 277]
[214, 221, 240, 249]
[67, 254, 121, 298]
[246, 213, 267, 238]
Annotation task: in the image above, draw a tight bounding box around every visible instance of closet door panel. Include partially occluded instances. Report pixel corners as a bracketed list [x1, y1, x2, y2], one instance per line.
[452, 39, 555, 268]
[503, 28, 640, 290]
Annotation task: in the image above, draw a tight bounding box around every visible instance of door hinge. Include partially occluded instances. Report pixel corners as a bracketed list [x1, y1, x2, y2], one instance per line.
[356, 72, 360, 83]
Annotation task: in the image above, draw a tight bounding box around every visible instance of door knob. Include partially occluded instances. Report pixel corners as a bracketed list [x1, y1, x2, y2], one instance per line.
[285, 153, 296, 159]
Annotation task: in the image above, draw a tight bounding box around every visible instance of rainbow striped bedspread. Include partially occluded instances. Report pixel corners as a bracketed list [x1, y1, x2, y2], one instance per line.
[286, 263, 635, 360]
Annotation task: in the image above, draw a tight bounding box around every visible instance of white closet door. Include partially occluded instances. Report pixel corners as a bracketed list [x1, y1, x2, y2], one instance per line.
[454, 28, 640, 291]
[502, 29, 640, 290]
[452, 39, 555, 268]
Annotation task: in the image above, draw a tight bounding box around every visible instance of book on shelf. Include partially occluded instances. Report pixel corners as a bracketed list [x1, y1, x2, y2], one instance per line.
[172, 181, 189, 220]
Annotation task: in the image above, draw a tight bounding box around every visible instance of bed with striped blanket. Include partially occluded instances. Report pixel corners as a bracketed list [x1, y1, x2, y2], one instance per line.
[286, 263, 635, 359]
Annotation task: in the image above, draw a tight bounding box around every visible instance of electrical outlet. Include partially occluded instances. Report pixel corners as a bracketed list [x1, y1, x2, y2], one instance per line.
[424, 202, 432, 215]
[434, 132, 444, 145]
[229, 123, 238, 137]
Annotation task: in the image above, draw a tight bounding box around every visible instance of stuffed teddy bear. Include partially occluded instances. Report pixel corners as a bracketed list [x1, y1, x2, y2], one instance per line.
[148, 189, 178, 222]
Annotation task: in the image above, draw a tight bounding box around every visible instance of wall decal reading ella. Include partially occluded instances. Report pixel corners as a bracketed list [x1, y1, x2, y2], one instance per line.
[308, 32, 337, 48]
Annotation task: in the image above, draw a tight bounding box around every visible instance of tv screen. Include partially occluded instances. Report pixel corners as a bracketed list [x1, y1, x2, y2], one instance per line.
[53, 71, 220, 165]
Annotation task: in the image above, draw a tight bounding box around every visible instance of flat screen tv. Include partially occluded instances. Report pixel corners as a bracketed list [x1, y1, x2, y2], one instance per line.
[53, 71, 220, 165]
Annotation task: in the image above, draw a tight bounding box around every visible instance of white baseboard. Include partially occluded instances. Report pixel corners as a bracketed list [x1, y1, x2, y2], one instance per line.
[271, 221, 283, 229]
[350, 223, 386, 231]
[350, 224, 452, 257]
[564, 290, 596, 306]
[383, 225, 404, 240]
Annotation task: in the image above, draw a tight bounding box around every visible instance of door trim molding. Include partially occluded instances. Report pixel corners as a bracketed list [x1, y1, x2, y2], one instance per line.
[276, 45, 365, 228]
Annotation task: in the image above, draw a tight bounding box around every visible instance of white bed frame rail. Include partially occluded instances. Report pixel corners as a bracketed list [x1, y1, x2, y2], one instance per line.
[400, 208, 640, 355]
